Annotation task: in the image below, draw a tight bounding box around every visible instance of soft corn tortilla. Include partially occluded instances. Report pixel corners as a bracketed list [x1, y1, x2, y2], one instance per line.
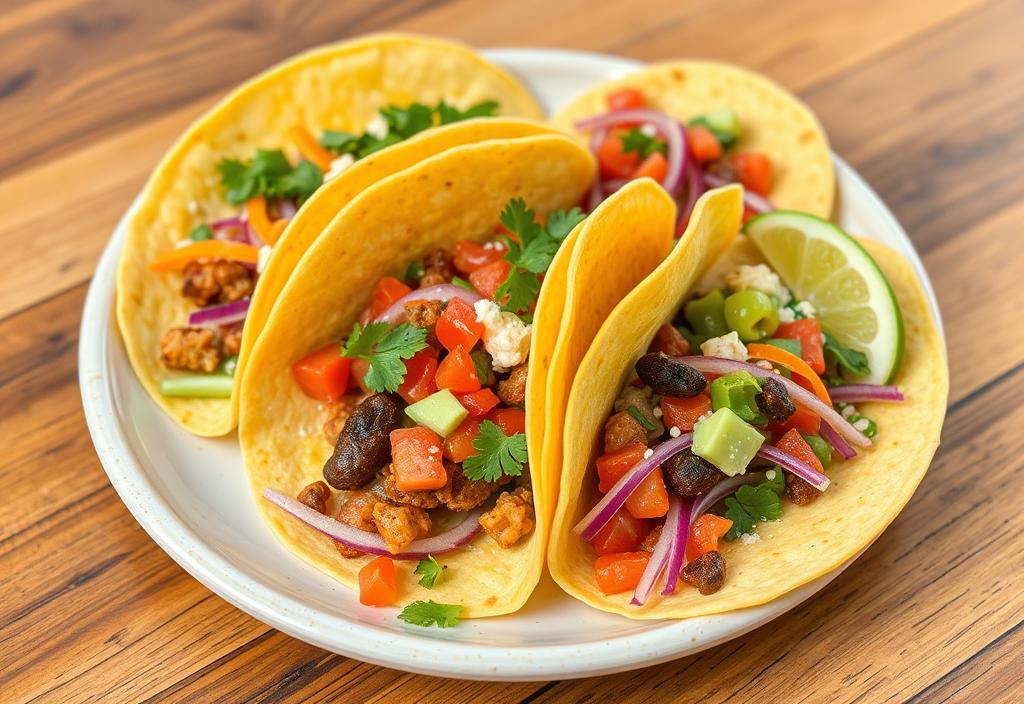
[240, 135, 594, 618]
[117, 33, 543, 437]
[550, 60, 835, 218]
[549, 186, 948, 619]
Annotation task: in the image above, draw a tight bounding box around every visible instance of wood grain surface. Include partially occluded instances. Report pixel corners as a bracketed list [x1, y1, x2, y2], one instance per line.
[1, 0, 1021, 701]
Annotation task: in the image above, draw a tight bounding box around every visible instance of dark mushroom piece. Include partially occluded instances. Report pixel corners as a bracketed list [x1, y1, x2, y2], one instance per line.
[635, 352, 707, 397]
[323, 393, 404, 490]
[755, 376, 796, 422]
[681, 550, 727, 595]
[664, 450, 721, 497]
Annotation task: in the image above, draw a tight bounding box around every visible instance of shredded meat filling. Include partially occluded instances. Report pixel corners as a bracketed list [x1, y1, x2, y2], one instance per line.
[332, 490, 378, 558]
[614, 385, 665, 440]
[479, 488, 534, 548]
[182, 258, 255, 307]
[220, 322, 243, 357]
[421, 248, 454, 284]
[403, 299, 444, 338]
[322, 394, 361, 444]
[160, 327, 221, 372]
[496, 364, 528, 406]
[377, 465, 442, 509]
[372, 503, 431, 554]
[436, 461, 508, 512]
[296, 481, 330, 515]
[603, 410, 647, 453]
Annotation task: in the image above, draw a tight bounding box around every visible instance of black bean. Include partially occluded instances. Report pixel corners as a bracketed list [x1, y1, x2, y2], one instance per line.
[681, 550, 726, 595]
[635, 353, 706, 397]
[323, 393, 403, 490]
[755, 376, 796, 422]
[664, 450, 721, 497]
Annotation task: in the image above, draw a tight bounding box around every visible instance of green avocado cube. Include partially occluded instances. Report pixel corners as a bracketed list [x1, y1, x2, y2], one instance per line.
[405, 389, 468, 437]
[710, 371, 766, 424]
[693, 407, 764, 476]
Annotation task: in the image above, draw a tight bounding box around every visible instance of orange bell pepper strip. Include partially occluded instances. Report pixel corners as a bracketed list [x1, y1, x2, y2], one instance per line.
[149, 240, 259, 272]
[246, 196, 273, 243]
[264, 218, 288, 246]
[288, 125, 334, 172]
[747, 342, 831, 405]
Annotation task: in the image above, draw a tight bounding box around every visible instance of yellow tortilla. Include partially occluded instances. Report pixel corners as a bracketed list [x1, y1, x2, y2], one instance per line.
[549, 186, 948, 618]
[117, 33, 543, 437]
[240, 135, 595, 618]
[550, 60, 835, 218]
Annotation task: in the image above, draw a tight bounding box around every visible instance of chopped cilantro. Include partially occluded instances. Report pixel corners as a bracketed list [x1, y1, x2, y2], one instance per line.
[398, 600, 462, 628]
[545, 207, 586, 242]
[341, 322, 428, 393]
[217, 149, 322, 205]
[724, 480, 783, 541]
[451, 275, 476, 292]
[438, 99, 499, 124]
[462, 420, 527, 482]
[620, 127, 667, 159]
[823, 332, 871, 378]
[627, 405, 656, 432]
[189, 224, 213, 241]
[414, 556, 446, 589]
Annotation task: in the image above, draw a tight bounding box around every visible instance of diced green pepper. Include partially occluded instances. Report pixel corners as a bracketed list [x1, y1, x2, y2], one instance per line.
[405, 389, 468, 437]
[724, 290, 779, 342]
[800, 433, 833, 468]
[763, 338, 802, 358]
[189, 224, 213, 241]
[160, 374, 234, 398]
[710, 371, 766, 424]
[693, 407, 765, 476]
[684, 289, 728, 338]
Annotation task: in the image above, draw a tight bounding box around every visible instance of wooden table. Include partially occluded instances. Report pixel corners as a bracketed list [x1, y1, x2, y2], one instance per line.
[2, 0, 1021, 701]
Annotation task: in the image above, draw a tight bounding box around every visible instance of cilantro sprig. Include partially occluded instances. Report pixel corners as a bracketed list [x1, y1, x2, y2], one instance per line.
[398, 600, 462, 628]
[340, 322, 428, 393]
[494, 198, 585, 314]
[723, 474, 784, 541]
[823, 332, 871, 378]
[217, 149, 322, 205]
[462, 420, 528, 482]
[414, 556, 446, 589]
[620, 127, 667, 159]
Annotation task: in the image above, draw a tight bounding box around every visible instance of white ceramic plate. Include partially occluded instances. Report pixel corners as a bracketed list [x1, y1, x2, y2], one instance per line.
[79, 48, 943, 681]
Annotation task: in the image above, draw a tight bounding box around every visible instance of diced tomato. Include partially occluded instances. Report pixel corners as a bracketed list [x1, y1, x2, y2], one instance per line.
[453, 239, 506, 274]
[630, 151, 668, 182]
[732, 152, 775, 196]
[443, 418, 481, 462]
[596, 443, 646, 493]
[591, 509, 649, 556]
[594, 552, 650, 595]
[625, 467, 670, 519]
[605, 87, 646, 111]
[686, 514, 733, 561]
[435, 345, 481, 393]
[366, 277, 412, 320]
[596, 130, 640, 180]
[396, 346, 439, 403]
[660, 393, 712, 433]
[771, 401, 820, 435]
[291, 342, 350, 402]
[358, 556, 397, 607]
[688, 125, 722, 163]
[350, 358, 371, 394]
[436, 298, 484, 352]
[648, 324, 690, 356]
[742, 205, 758, 224]
[486, 407, 526, 436]
[468, 259, 510, 299]
[390, 427, 447, 492]
[456, 388, 500, 417]
[775, 319, 826, 374]
[775, 429, 824, 473]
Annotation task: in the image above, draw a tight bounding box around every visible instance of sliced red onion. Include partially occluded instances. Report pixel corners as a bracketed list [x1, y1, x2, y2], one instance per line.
[757, 445, 829, 491]
[575, 109, 687, 195]
[660, 497, 694, 596]
[702, 172, 774, 213]
[574, 433, 694, 541]
[188, 297, 250, 327]
[678, 157, 707, 229]
[828, 384, 905, 403]
[242, 220, 264, 248]
[263, 488, 482, 559]
[375, 283, 482, 324]
[631, 497, 677, 606]
[276, 199, 298, 220]
[211, 216, 245, 230]
[677, 356, 870, 448]
[602, 178, 629, 193]
[819, 422, 856, 460]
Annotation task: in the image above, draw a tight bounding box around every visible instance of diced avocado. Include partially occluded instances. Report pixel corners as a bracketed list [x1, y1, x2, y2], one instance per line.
[800, 433, 833, 468]
[405, 389, 468, 437]
[710, 371, 766, 424]
[160, 374, 234, 398]
[689, 109, 742, 149]
[763, 338, 802, 358]
[693, 407, 764, 476]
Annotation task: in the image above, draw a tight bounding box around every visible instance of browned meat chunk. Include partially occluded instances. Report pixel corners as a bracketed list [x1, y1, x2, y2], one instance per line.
[496, 364, 528, 406]
[436, 461, 507, 511]
[639, 524, 662, 552]
[479, 488, 535, 548]
[681, 550, 726, 595]
[603, 410, 647, 453]
[323, 393, 404, 490]
[182, 258, 255, 306]
[160, 327, 221, 373]
[377, 465, 442, 509]
[403, 299, 444, 338]
[755, 377, 795, 423]
[614, 385, 665, 439]
[296, 481, 330, 514]
[322, 394, 360, 444]
[418, 272, 448, 287]
[372, 502, 431, 554]
[422, 248, 454, 283]
[649, 324, 690, 357]
[786, 472, 820, 506]
[664, 450, 721, 497]
[220, 322, 243, 357]
[332, 490, 379, 558]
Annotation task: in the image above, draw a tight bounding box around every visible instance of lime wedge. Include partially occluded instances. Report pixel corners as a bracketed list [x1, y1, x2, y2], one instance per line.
[743, 211, 904, 384]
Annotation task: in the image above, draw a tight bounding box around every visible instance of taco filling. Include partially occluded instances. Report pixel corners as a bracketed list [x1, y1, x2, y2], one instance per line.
[150, 100, 500, 399]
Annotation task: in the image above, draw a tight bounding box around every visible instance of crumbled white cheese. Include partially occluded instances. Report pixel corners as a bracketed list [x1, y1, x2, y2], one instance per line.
[669, 426, 681, 438]
[643, 448, 654, 460]
[324, 153, 356, 181]
[765, 469, 777, 481]
[740, 532, 761, 545]
[365, 113, 389, 140]
[700, 331, 748, 361]
[653, 407, 663, 418]
[474, 300, 531, 371]
[853, 418, 870, 432]
[640, 122, 658, 138]
[777, 306, 796, 324]
[841, 403, 857, 418]
[795, 300, 817, 318]
[754, 359, 774, 371]
[257, 245, 273, 274]
[725, 264, 792, 304]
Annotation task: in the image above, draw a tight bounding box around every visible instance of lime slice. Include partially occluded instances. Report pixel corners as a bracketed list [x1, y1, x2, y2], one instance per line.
[743, 211, 904, 384]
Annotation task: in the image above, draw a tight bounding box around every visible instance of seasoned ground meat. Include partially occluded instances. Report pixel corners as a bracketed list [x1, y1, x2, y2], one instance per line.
[403, 299, 444, 337]
[418, 272, 448, 287]
[603, 410, 647, 453]
[436, 461, 508, 511]
[182, 258, 255, 306]
[296, 481, 330, 514]
[681, 550, 726, 595]
[664, 450, 721, 497]
[220, 321, 243, 357]
[372, 502, 431, 554]
[649, 324, 690, 357]
[786, 472, 820, 506]
[479, 488, 535, 548]
[322, 394, 361, 444]
[639, 524, 662, 552]
[160, 327, 221, 372]
[496, 364, 528, 406]
[377, 465, 442, 509]
[421, 248, 454, 283]
[333, 490, 378, 558]
[614, 385, 665, 440]
[755, 376, 796, 422]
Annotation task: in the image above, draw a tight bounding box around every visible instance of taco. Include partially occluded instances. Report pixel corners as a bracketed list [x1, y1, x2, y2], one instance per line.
[549, 185, 947, 618]
[240, 135, 595, 620]
[116, 33, 544, 437]
[550, 60, 835, 223]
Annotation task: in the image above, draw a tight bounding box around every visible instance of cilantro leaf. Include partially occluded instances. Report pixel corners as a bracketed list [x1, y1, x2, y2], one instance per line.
[341, 322, 428, 393]
[499, 198, 544, 254]
[397, 600, 462, 628]
[462, 420, 527, 482]
[271, 160, 322, 203]
[381, 102, 435, 139]
[724, 483, 783, 540]
[217, 149, 322, 205]
[823, 332, 871, 378]
[620, 127, 667, 158]
[545, 207, 586, 241]
[627, 405, 656, 432]
[189, 224, 213, 241]
[414, 556, 446, 589]
[494, 270, 540, 315]
[438, 99, 499, 124]
[320, 130, 360, 152]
